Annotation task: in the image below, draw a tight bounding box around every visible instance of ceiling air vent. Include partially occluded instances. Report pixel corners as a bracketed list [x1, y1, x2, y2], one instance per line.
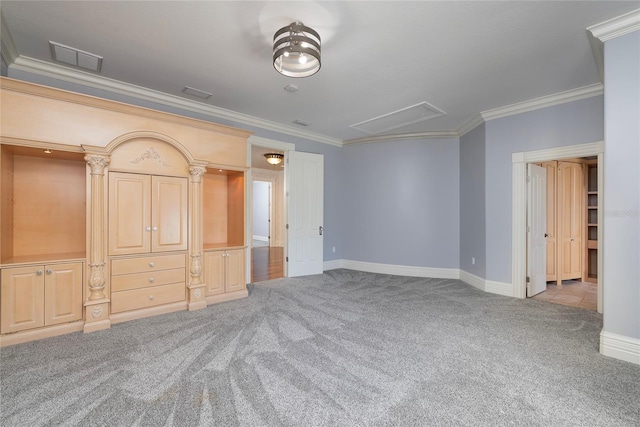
[350, 102, 445, 135]
[182, 86, 212, 100]
[292, 119, 311, 127]
[49, 41, 102, 72]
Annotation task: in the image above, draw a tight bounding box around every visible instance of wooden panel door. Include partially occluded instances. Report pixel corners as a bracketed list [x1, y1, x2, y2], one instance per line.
[542, 161, 557, 281]
[204, 251, 225, 296]
[558, 162, 584, 281]
[109, 172, 151, 256]
[44, 262, 83, 326]
[1, 266, 45, 333]
[151, 176, 188, 253]
[225, 249, 246, 293]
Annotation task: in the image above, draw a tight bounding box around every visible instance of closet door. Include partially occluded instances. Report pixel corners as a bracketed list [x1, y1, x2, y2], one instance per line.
[558, 162, 584, 281]
[109, 172, 151, 256]
[542, 161, 557, 281]
[151, 176, 188, 253]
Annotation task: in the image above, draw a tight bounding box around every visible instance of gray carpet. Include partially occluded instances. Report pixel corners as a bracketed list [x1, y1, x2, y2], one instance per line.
[1, 269, 639, 426]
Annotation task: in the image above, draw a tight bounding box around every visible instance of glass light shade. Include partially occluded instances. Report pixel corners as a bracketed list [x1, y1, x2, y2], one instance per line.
[264, 153, 284, 165]
[273, 22, 321, 78]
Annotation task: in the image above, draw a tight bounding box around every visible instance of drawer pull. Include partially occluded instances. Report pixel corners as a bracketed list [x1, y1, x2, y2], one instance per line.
[145, 226, 151, 232]
[36, 270, 43, 276]
[152, 226, 158, 231]
[149, 277, 154, 283]
[46, 269, 52, 274]
[149, 295, 154, 301]
[149, 262, 155, 267]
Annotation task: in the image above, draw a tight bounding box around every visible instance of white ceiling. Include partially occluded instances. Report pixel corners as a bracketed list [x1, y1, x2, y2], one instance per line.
[1, 1, 638, 146]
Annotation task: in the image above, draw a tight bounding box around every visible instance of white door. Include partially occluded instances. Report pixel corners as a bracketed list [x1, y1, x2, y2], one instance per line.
[527, 164, 547, 297]
[287, 151, 324, 277]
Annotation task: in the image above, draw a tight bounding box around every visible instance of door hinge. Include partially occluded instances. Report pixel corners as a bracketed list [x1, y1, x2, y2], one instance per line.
[286, 224, 289, 230]
[527, 226, 530, 232]
[286, 256, 288, 262]
[526, 276, 530, 283]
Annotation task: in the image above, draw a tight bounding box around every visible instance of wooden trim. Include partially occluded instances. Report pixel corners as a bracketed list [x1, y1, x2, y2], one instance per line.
[204, 289, 249, 305]
[0, 77, 253, 138]
[0, 321, 84, 347]
[109, 301, 187, 324]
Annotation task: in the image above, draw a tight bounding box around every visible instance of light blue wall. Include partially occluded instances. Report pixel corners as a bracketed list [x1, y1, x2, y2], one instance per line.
[484, 96, 604, 283]
[602, 30, 640, 340]
[460, 123, 486, 277]
[7, 70, 347, 262]
[252, 181, 269, 239]
[342, 138, 460, 268]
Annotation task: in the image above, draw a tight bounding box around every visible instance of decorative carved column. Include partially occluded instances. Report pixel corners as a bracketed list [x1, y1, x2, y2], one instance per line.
[83, 154, 111, 332]
[188, 165, 207, 310]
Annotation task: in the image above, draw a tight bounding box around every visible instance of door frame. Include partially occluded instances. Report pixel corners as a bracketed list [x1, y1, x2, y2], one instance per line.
[246, 136, 294, 280]
[512, 141, 604, 312]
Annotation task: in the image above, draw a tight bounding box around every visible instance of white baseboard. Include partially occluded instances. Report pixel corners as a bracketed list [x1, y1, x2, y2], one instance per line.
[323, 259, 344, 271]
[252, 235, 268, 242]
[600, 330, 640, 365]
[326, 259, 459, 279]
[324, 262, 514, 296]
[459, 270, 515, 297]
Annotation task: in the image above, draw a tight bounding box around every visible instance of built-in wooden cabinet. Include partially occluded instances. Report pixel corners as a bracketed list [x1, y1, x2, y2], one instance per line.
[204, 249, 245, 297]
[585, 161, 598, 281]
[0, 77, 252, 345]
[1, 262, 83, 334]
[108, 172, 188, 255]
[110, 253, 186, 313]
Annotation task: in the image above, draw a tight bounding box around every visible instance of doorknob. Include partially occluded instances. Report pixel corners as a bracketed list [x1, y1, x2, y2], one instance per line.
[319, 226, 323, 236]
[544, 233, 549, 237]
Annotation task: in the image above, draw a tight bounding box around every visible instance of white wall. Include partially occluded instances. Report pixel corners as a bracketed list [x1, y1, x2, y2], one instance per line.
[252, 181, 270, 240]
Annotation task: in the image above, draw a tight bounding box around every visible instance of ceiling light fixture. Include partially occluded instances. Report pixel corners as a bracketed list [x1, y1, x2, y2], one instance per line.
[273, 22, 321, 78]
[264, 153, 284, 165]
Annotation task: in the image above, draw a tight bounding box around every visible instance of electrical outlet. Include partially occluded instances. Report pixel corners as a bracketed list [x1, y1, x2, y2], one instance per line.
[472, 257, 475, 265]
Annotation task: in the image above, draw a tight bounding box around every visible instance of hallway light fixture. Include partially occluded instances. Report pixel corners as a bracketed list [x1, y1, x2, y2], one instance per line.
[264, 153, 284, 165]
[273, 22, 321, 78]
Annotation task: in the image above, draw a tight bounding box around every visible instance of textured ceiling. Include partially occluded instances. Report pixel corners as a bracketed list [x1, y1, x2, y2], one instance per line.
[1, 1, 638, 144]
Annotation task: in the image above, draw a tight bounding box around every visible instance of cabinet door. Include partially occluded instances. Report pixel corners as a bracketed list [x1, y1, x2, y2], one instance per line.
[558, 162, 584, 280]
[44, 262, 83, 326]
[152, 176, 188, 253]
[204, 251, 225, 296]
[225, 249, 246, 293]
[109, 172, 151, 256]
[1, 266, 45, 334]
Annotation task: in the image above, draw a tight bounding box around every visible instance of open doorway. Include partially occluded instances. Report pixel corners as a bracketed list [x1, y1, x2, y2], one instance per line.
[528, 157, 599, 311]
[249, 143, 287, 282]
[513, 141, 603, 314]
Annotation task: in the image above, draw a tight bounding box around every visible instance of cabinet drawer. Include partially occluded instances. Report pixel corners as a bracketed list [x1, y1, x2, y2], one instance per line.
[111, 268, 185, 292]
[111, 282, 185, 313]
[111, 254, 185, 275]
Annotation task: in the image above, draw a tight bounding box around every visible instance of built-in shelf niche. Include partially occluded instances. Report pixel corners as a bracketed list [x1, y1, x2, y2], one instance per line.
[0, 145, 87, 264]
[585, 161, 598, 280]
[202, 169, 245, 249]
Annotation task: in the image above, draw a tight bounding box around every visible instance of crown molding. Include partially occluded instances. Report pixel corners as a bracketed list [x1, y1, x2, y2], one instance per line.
[10, 56, 343, 147]
[588, 9, 640, 42]
[480, 83, 604, 122]
[457, 114, 485, 138]
[343, 130, 458, 146]
[0, 10, 19, 65]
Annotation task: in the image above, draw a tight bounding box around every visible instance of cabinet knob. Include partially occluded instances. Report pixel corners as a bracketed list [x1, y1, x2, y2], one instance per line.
[149, 262, 155, 267]
[36, 270, 43, 275]
[152, 226, 158, 231]
[149, 295, 154, 301]
[145, 226, 151, 232]
[149, 277, 154, 283]
[46, 269, 52, 274]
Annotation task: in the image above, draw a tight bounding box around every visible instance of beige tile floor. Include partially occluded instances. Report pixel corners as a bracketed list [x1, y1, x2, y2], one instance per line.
[531, 280, 598, 311]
